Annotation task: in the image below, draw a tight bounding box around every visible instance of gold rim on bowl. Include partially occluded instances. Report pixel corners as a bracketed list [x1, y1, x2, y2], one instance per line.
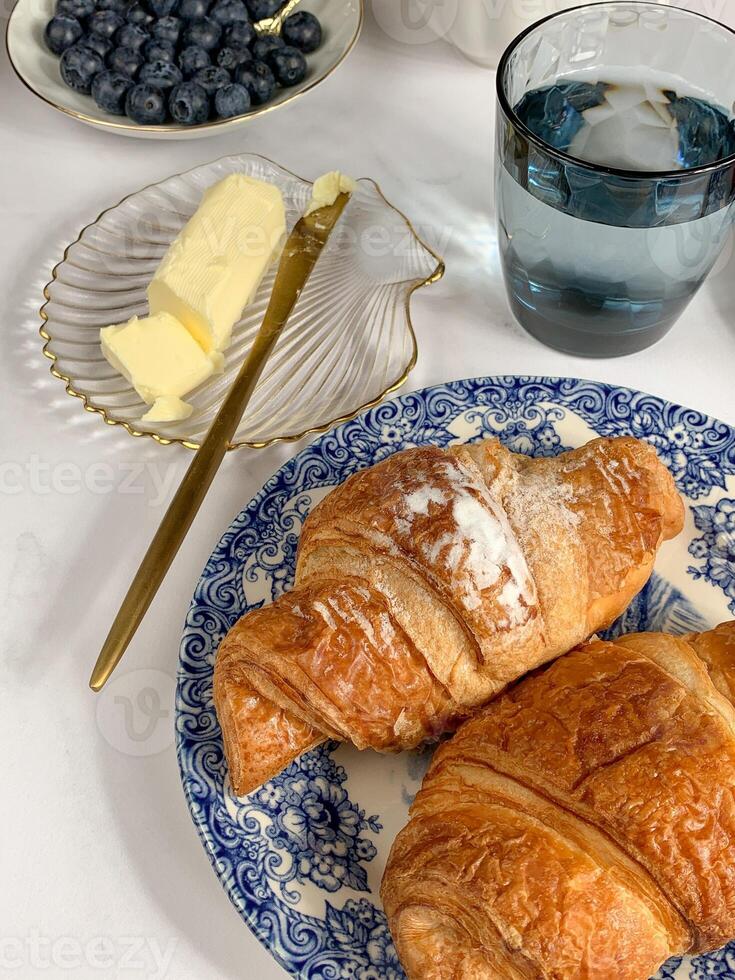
[6, 0, 364, 137]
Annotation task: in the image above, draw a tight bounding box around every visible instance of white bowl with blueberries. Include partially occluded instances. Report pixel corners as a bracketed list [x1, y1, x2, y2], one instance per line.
[6, 0, 362, 137]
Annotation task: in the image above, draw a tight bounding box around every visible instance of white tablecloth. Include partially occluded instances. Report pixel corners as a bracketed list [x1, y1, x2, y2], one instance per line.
[2, 2, 735, 977]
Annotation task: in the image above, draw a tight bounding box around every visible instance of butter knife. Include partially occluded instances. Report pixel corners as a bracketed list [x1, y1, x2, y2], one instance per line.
[89, 190, 352, 692]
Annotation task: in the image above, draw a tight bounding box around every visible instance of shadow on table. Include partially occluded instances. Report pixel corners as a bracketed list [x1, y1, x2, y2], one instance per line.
[97, 733, 259, 980]
[704, 227, 735, 335]
[4, 211, 293, 980]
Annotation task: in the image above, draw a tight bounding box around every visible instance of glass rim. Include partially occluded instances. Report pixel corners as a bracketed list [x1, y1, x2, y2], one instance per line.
[495, 0, 735, 181]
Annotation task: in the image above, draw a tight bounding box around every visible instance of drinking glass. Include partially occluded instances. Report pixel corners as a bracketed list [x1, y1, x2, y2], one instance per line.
[495, 2, 735, 357]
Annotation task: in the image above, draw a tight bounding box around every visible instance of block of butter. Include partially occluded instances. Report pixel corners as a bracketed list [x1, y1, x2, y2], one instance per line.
[100, 311, 224, 421]
[140, 395, 194, 423]
[305, 171, 357, 215]
[148, 174, 286, 354]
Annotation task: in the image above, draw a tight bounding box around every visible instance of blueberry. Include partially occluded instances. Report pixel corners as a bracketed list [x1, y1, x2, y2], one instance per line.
[88, 9, 125, 37]
[115, 22, 149, 48]
[269, 45, 306, 86]
[107, 44, 143, 77]
[44, 14, 83, 54]
[143, 38, 175, 61]
[59, 43, 104, 92]
[126, 3, 154, 25]
[216, 45, 250, 71]
[139, 58, 183, 88]
[209, 0, 248, 26]
[178, 0, 209, 18]
[125, 82, 167, 122]
[148, 0, 179, 15]
[150, 14, 182, 43]
[214, 81, 249, 118]
[169, 80, 210, 124]
[181, 17, 221, 50]
[223, 19, 254, 48]
[97, 0, 130, 11]
[76, 32, 113, 57]
[192, 65, 230, 95]
[178, 44, 210, 76]
[245, 0, 280, 19]
[250, 34, 282, 64]
[55, 0, 95, 21]
[281, 11, 321, 53]
[91, 69, 133, 113]
[234, 59, 273, 104]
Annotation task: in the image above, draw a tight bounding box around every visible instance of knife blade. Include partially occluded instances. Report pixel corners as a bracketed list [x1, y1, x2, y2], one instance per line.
[89, 190, 352, 692]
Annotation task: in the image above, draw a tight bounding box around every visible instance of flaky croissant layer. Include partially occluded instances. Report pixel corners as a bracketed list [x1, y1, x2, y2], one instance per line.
[215, 436, 684, 796]
[382, 622, 735, 980]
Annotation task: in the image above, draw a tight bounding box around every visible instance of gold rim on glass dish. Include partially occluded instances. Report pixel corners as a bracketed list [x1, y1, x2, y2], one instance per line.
[39, 154, 445, 451]
[6, 0, 363, 139]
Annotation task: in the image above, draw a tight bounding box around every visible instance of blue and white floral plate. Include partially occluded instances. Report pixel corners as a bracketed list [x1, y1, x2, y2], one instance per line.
[177, 376, 735, 980]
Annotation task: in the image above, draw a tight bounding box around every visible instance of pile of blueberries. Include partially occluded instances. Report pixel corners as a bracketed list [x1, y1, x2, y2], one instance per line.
[43, 0, 322, 124]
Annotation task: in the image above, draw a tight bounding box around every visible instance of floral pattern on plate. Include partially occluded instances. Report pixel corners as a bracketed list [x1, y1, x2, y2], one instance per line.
[689, 499, 735, 614]
[177, 376, 735, 979]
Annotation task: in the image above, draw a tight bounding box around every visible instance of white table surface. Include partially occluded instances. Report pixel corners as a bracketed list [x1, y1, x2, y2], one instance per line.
[2, 2, 735, 977]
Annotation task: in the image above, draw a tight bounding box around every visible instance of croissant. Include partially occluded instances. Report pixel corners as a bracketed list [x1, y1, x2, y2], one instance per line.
[382, 622, 735, 980]
[214, 436, 684, 796]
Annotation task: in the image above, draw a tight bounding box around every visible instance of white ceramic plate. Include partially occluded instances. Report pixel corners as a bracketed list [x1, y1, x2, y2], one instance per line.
[40, 153, 443, 449]
[177, 376, 735, 979]
[6, 0, 362, 138]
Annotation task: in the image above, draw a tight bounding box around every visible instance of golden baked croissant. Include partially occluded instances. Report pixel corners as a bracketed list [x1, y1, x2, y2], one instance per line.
[382, 622, 735, 980]
[214, 436, 684, 796]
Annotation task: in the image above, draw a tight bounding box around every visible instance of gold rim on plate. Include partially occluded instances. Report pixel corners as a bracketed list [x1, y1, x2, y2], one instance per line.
[6, 0, 364, 136]
[39, 154, 446, 451]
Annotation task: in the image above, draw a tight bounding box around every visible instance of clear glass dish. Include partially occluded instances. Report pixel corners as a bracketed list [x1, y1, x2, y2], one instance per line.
[40, 154, 444, 449]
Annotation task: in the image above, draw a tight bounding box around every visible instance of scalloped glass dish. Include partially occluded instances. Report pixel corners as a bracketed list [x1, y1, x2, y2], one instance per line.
[6, 0, 363, 139]
[40, 154, 444, 449]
